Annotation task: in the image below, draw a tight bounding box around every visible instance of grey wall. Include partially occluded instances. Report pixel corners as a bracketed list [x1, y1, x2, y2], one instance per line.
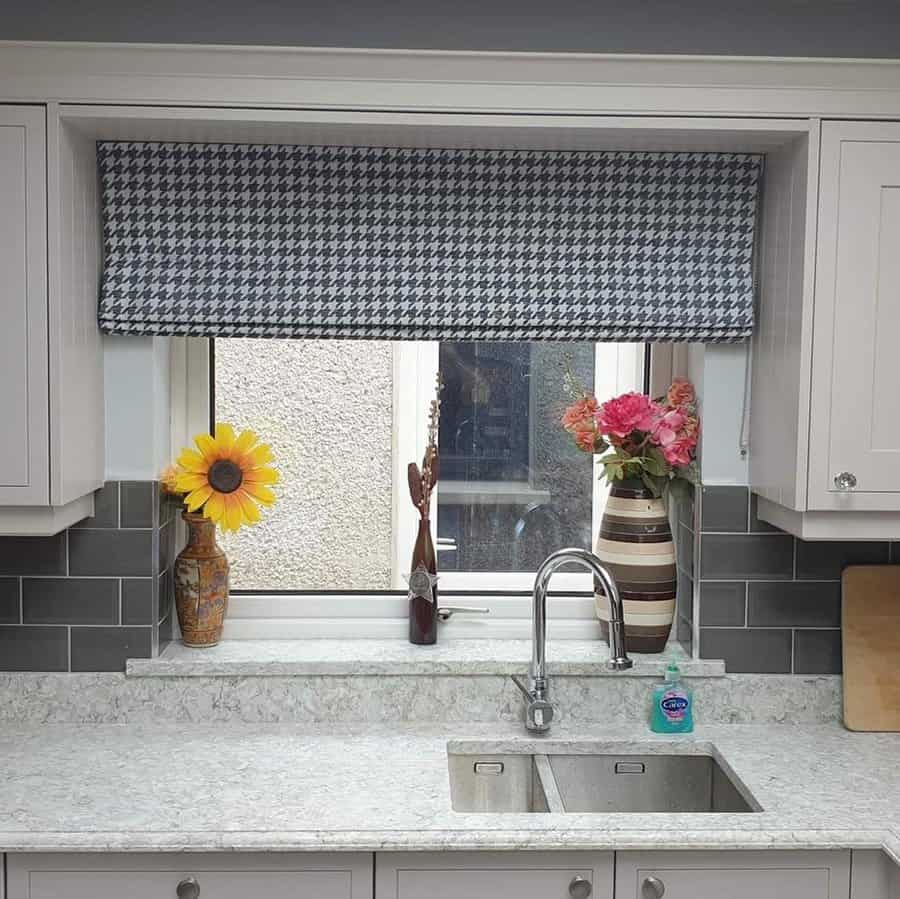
[2, 0, 900, 58]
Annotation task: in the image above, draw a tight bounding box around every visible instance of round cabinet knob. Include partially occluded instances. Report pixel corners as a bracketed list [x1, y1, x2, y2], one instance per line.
[568, 875, 593, 899]
[176, 876, 200, 899]
[641, 875, 665, 899]
[834, 471, 858, 491]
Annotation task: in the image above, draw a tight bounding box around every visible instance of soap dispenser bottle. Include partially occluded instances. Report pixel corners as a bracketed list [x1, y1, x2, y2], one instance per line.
[650, 663, 694, 733]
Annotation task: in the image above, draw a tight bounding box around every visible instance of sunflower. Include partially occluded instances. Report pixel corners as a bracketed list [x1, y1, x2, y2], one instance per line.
[174, 423, 278, 532]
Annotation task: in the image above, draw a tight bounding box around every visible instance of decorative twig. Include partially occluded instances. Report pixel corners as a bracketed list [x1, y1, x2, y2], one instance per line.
[407, 373, 443, 521]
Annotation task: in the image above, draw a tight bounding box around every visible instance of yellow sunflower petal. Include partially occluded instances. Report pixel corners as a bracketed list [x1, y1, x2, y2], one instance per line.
[246, 443, 275, 467]
[185, 484, 214, 512]
[223, 493, 244, 532]
[242, 483, 276, 505]
[232, 429, 258, 460]
[194, 432, 220, 464]
[236, 489, 262, 524]
[203, 491, 226, 524]
[214, 423, 236, 455]
[177, 448, 208, 473]
[174, 473, 209, 493]
[243, 466, 279, 485]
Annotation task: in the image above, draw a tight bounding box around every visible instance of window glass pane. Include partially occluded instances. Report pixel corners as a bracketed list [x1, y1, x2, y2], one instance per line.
[437, 343, 595, 573]
[215, 338, 394, 591]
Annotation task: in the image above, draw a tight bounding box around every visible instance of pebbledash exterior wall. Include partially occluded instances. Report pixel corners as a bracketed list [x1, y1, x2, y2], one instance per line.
[0, 482, 176, 672]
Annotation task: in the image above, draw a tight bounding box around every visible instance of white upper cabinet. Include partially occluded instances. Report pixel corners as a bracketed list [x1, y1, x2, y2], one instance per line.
[752, 120, 900, 538]
[0, 105, 104, 533]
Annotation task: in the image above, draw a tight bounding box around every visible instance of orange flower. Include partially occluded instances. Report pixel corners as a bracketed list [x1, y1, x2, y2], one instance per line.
[666, 378, 696, 409]
[562, 395, 599, 430]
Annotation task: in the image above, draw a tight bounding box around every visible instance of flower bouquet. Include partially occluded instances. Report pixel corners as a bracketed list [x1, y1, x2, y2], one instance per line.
[562, 378, 700, 499]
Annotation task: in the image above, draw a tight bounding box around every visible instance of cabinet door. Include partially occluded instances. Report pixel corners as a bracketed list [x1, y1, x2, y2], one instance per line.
[377, 851, 614, 899]
[809, 121, 900, 510]
[6, 852, 373, 899]
[616, 850, 850, 899]
[0, 106, 48, 505]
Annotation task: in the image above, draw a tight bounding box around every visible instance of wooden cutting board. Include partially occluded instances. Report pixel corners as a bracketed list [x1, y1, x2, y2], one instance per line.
[842, 565, 900, 731]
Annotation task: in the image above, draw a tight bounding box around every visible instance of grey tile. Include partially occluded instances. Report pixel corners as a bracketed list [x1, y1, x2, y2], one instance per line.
[0, 534, 67, 576]
[122, 578, 155, 626]
[0, 625, 69, 671]
[158, 567, 174, 623]
[675, 486, 695, 529]
[699, 627, 793, 673]
[70, 626, 153, 672]
[0, 578, 20, 623]
[68, 529, 153, 577]
[676, 523, 694, 579]
[794, 629, 843, 675]
[158, 521, 175, 575]
[121, 481, 155, 528]
[700, 533, 795, 580]
[72, 481, 119, 529]
[699, 581, 746, 627]
[749, 492, 779, 533]
[701, 486, 749, 533]
[795, 540, 889, 580]
[891, 543, 900, 563]
[158, 612, 173, 647]
[22, 578, 119, 625]
[675, 614, 692, 654]
[748, 581, 841, 628]
[676, 567, 693, 626]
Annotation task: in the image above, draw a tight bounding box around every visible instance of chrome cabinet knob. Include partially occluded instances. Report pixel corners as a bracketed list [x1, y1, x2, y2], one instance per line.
[641, 875, 665, 898]
[568, 875, 593, 899]
[834, 471, 858, 491]
[176, 876, 200, 899]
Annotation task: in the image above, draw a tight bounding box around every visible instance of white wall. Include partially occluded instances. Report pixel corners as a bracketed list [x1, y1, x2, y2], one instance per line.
[103, 335, 172, 481]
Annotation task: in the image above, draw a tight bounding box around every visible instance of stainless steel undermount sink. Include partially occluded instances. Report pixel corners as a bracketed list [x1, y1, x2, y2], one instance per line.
[448, 747, 760, 814]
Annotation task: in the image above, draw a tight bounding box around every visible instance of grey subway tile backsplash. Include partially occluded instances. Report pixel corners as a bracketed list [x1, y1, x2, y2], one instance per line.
[699, 627, 793, 674]
[747, 581, 841, 628]
[71, 480, 119, 529]
[700, 532, 795, 580]
[70, 625, 153, 672]
[701, 485, 748, 532]
[121, 480, 155, 528]
[793, 629, 843, 675]
[699, 581, 746, 627]
[22, 578, 119, 625]
[697, 485, 888, 675]
[0, 534, 67, 577]
[69, 528, 154, 577]
[0, 625, 69, 671]
[0, 481, 175, 672]
[795, 540, 889, 580]
[0, 578, 20, 623]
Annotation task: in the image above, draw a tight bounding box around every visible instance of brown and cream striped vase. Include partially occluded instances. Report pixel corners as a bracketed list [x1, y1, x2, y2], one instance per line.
[594, 478, 677, 653]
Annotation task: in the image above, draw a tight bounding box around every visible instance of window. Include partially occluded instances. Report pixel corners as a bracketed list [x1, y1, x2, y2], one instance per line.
[211, 339, 648, 604]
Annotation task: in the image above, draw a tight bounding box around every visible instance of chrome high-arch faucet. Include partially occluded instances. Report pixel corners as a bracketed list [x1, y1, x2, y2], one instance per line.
[513, 548, 633, 733]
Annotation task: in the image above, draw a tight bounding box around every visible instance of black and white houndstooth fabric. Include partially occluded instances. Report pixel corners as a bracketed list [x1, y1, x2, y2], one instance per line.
[97, 142, 762, 341]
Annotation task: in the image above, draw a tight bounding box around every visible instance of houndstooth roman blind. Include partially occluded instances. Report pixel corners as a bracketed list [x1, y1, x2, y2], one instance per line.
[97, 142, 762, 341]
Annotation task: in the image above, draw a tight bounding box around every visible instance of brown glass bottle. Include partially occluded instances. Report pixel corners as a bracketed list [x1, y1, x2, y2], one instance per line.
[408, 517, 438, 644]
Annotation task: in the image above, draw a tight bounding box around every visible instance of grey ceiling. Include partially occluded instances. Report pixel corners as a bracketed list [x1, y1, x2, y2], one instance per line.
[1, 0, 898, 58]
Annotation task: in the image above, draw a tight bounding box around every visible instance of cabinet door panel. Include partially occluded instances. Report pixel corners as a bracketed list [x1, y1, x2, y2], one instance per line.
[809, 122, 900, 508]
[616, 850, 849, 899]
[0, 107, 48, 504]
[378, 851, 614, 899]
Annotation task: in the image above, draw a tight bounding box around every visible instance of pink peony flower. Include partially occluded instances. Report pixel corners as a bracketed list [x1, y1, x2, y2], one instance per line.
[667, 378, 696, 409]
[595, 392, 660, 439]
[652, 408, 688, 448]
[662, 437, 695, 467]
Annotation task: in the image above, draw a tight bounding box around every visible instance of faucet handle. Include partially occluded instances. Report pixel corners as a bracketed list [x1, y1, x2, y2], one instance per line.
[511, 675, 554, 733]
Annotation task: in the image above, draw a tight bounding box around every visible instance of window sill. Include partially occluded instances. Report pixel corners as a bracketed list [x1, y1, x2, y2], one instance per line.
[126, 639, 724, 678]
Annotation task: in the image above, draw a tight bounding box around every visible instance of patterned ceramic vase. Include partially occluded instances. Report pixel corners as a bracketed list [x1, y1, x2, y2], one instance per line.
[174, 512, 230, 647]
[594, 478, 677, 653]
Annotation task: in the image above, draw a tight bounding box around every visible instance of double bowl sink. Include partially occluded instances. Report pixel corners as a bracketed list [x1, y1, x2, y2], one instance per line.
[449, 744, 760, 814]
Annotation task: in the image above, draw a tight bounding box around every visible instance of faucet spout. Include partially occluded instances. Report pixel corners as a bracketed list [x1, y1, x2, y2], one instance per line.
[518, 547, 633, 733]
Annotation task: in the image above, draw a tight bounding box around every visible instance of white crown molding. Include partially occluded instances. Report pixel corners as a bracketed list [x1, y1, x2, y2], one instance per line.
[1, 40, 900, 117]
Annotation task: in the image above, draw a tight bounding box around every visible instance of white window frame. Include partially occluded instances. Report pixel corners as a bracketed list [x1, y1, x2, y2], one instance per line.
[179, 336, 653, 639]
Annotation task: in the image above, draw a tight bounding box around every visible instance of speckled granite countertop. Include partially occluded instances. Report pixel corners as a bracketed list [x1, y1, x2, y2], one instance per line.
[0, 720, 898, 861]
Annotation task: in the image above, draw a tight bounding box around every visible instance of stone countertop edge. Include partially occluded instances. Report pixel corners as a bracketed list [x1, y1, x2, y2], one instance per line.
[126, 639, 726, 678]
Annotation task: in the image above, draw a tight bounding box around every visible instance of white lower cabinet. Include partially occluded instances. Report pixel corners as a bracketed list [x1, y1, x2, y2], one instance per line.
[615, 850, 851, 899]
[6, 853, 373, 899]
[376, 851, 614, 899]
